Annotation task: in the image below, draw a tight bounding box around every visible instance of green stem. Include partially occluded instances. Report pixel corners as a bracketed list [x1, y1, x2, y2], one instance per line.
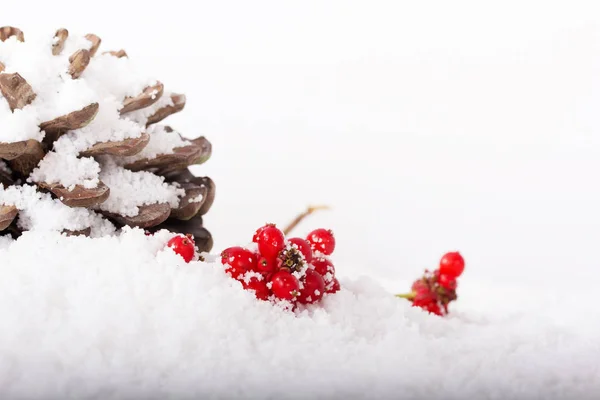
[395, 291, 416, 301]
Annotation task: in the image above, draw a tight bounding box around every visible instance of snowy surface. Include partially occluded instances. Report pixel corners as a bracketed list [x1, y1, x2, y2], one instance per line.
[2, 0, 600, 398]
[0, 229, 597, 399]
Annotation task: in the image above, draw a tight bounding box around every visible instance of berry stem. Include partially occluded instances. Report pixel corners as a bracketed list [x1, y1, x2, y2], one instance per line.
[395, 292, 416, 301]
[283, 205, 330, 236]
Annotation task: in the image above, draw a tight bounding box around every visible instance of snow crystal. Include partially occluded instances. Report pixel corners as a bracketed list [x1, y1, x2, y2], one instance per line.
[55, 103, 144, 154]
[189, 194, 204, 203]
[29, 152, 100, 190]
[121, 124, 189, 163]
[0, 184, 115, 236]
[82, 52, 156, 103]
[97, 159, 184, 216]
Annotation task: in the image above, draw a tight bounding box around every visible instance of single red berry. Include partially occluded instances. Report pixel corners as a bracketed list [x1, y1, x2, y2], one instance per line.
[411, 279, 429, 294]
[439, 251, 465, 278]
[288, 237, 313, 263]
[256, 225, 286, 260]
[242, 277, 271, 300]
[306, 228, 336, 255]
[256, 256, 277, 274]
[167, 235, 195, 263]
[311, 257, 335, 278]
[326, 277, 340, 294]
[437, 273, 457, 290]
[298, 269, 325, 304]
[269, 270, 300, 301]
[253, 223, 275, 243]
[425, 302, 443, 316]
[221, 246, 257, 279]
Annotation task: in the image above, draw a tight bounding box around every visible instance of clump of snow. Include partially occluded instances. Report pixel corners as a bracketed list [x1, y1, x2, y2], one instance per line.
[29, 152, 100, 190]
[0, 184, 115, 236]
[54, 102, 144, 154]
[122, 125, 190, 163]
[97, 159, 184, 216]
[0, 228, 597, 399]
[82, 53, 157, 103]
[189, 194, 204, 203]
[0, 31, 155, 145]
[125, 91, 175, 126]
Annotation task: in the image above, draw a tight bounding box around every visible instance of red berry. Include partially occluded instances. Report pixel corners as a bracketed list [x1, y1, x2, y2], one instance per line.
[439, 251, 465, 278]
[411, 279, 428, 294]
[306, 228, 336, 255]
[288, 237, 313, 263]
[252, 223, 274, 243]
[167, 235, 195, 263]
[298, 269, 325, 304]
[255, 225, 286, 260]
[256, 256, 277, 274]
[221, 247, 257, 279]
[426, 302, 442, 316]
[242, 278, 270, 300]
[414, 300, 442, 316]
[311, 257, 335, 278]
[269, 270, 300, 301]
[326, 277, 340, 294]
[438, 273, 457, 290]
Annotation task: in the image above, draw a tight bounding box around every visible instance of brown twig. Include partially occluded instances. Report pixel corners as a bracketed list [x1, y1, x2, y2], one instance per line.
[283, 205, 330, 236]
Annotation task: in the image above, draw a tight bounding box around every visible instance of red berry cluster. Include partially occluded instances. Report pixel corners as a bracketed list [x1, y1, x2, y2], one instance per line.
[400, 251, 465, 316]
[221, 224, 340, 306]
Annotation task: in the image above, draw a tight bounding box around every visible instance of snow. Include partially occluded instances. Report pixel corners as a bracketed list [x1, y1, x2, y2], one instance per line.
[29, 152, 100, 190]
[0, 228, 597, 399]
[97, 158, 184, 216]
[121, 124, 190, 163]
[125, 92, 175, 126]
[0, 184, 114, 236]
[53, 104, 144, 154]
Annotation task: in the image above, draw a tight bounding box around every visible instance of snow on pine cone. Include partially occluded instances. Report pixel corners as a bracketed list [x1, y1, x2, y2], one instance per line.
[0, 27, 214, 251]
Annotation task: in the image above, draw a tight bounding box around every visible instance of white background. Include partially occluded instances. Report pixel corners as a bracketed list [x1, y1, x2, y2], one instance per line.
[4, 0, 600, 287]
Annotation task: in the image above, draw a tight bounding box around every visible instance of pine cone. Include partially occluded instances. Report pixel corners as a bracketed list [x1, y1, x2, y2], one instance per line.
[0, 27, 214, 252]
